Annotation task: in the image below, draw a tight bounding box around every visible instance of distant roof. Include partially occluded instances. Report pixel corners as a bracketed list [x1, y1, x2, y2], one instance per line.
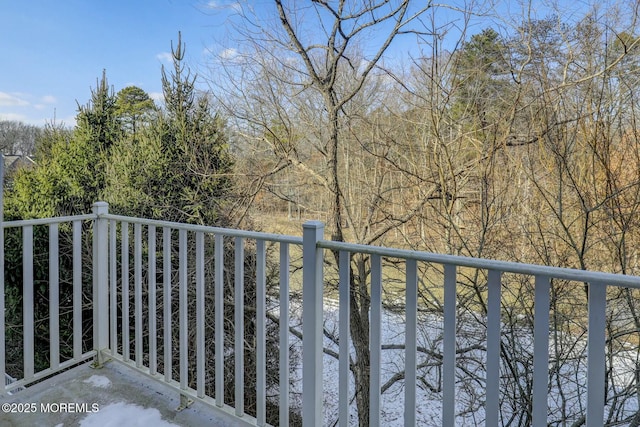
[3, 154, 35, 172]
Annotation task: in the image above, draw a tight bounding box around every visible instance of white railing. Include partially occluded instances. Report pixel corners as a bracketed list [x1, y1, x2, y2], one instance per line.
[4, 373, 22, 394]
[98, 209, 302, 426]
[0, 212, 99, 394]
[314, 234, 640, 427]
[3, 202, 640, 426]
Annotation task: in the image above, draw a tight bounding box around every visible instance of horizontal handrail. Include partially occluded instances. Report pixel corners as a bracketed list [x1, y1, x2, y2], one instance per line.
[318, 239, 640, 289]
[1, 214, 96, 228]
[101, 213, 303, 245]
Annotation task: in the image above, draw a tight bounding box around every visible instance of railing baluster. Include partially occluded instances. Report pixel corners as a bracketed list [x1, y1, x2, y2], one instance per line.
[196, 231, 205, 398]
[586, 282, 606, 427]
[134, 223, 142, 368]
[405, 258, 417, 427]
[110, 220, 117, 357]
[163, 227, 172, 383]
[532, 275, 550, 427]
[121, 221, 129, 362]
[73, 220, 82, 361]
[485, 270, 502, 427]
[256, 239, 266, 426]
[370, 254, 382, 427]
[279, 243, 290, 427]
[235, 237, 245, 417]
[302, 221, 324, 426]
[215, 234, 224, 408]
[442, 264, 457, 427]
[179, 229, 188, 391]
[92, 202, 109, 365]
[23, 225, 34, 380]
[148, 225, 157, 375]
[49, 223, 60, 370]
[339, 250, 350, 427]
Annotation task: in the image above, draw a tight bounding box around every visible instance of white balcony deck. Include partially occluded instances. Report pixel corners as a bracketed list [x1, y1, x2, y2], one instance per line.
[0, 360, 246, 426]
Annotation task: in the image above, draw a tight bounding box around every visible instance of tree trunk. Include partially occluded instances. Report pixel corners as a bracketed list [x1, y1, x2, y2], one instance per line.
[327, 105, 371, 426]
[350, 256, 371, 426]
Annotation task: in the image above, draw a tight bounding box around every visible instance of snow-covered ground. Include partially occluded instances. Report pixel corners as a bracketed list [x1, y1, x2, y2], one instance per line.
[287, 302, 460, 426]
[285, 300, 640, 426]
[54, 301, 640, 427]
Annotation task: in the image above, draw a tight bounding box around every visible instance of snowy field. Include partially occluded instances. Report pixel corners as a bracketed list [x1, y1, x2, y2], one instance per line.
[287, 300, 640, 426]
[287, 301, 471, 426]
[69, 301, 640, 426]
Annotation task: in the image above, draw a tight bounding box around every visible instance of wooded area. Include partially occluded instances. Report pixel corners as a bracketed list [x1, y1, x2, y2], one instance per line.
[206, 1, 640, 425]
[5, 0, 640, 425]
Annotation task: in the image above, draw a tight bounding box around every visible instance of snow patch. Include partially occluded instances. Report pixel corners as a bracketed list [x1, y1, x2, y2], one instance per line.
[80, 402, 179, 427]
[83, 375, 111, 388]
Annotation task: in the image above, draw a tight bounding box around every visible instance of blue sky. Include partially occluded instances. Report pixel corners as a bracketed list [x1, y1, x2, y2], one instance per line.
[0, 0, 235, 127]
[0, 0, 431, 128]
[1, 1, 588, 128]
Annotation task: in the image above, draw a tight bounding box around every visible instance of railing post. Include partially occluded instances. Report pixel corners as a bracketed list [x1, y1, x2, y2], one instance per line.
[92, 201, 109, 367]
[302, 221, 324, 426]
[586, 282, 606, 427]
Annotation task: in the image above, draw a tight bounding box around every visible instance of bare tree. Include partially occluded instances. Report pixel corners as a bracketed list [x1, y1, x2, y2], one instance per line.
[0, 120, 41, 156]
[208, 1, 439, 424]
[395, 1, 640, 424]
[207, 0, 640, 424]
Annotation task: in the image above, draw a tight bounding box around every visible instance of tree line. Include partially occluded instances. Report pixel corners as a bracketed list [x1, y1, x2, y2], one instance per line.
[6, 0, 640, 424]
[208, 0, 640, 425]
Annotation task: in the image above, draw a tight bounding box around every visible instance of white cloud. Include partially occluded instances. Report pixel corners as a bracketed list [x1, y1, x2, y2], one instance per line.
[219, 48, 239, 60]
[0, 92, 29, 107]
[0, 112, 56, 126]
[0, 112, 28, 121]
[202, 0, 242, 12]
[156, 52, 173, 63]
[41, 95, 57, 104]
[58, 114, 77, 127]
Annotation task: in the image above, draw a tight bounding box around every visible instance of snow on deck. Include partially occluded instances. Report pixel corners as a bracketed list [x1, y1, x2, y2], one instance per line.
[0, 361, 246, 427]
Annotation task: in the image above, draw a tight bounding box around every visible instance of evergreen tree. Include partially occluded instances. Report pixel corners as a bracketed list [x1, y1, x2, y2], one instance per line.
[115, 86, 157, 138]
[6, 72, 119, 219]
[103, 34, 280, 421]
[452, 28, 512, 130]
[2, 73, 121, 378]
[1, 35, 276, 422]
[104, 32, 233, 225]
[76, 70, 121, 152]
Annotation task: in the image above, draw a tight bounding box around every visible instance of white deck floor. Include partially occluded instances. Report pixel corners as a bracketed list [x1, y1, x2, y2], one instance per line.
[0, 361, 248, 427]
